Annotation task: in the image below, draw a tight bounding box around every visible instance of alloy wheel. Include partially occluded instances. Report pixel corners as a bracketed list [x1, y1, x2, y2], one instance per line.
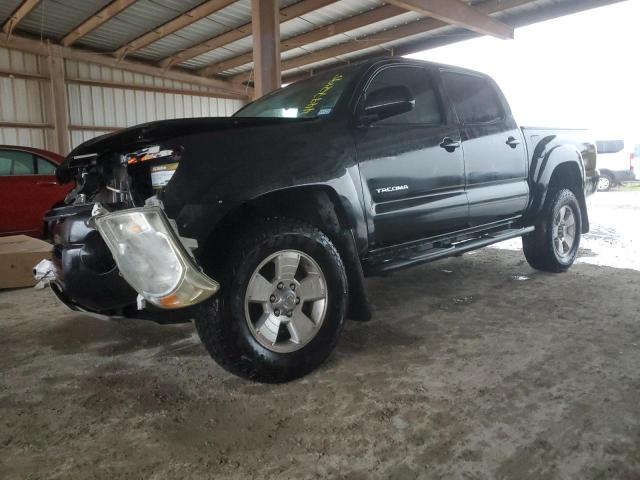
[597, 176, 611, 191]
[244, 250, 328, 353]
[552, 205, 577, 258]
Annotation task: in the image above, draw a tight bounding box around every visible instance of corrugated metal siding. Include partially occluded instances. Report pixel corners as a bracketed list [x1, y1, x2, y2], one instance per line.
[18, 0, 112, 41]
[0, 46, 52, 149]
[168, 0, 306, 69]
[133, 0, 254, 62]
[77, 0, 205, 53]
[65, 58, 244, 149]
[0, 45, 244, 152]
[5, 0, 622, 79]
[0, 0, 23, 26]
[190, 3, 421, 75]
[0, 0, 619, 148]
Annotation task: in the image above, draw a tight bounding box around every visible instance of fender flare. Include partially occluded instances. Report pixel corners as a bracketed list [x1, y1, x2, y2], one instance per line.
[526, 142, 589, 233]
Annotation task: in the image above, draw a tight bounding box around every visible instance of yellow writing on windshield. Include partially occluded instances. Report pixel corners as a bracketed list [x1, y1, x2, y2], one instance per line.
[302, 74, 344, 115]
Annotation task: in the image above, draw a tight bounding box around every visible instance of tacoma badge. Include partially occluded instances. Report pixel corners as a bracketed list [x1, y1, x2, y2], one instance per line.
[376, 185, 409, 194]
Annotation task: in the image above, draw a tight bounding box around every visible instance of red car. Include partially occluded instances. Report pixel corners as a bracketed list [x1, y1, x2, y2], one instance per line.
[0, 146, 74, 238]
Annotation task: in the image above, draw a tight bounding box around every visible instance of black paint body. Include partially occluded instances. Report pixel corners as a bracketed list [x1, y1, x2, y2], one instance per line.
[50, 58, 597, 314]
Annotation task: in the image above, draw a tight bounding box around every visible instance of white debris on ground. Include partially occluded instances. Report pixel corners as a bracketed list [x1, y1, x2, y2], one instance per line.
[491, 188, 640, 271]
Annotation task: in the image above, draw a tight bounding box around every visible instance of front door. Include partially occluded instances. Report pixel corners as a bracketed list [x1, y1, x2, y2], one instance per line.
[355, 64, 468, 248]
[0, 149, 65, 236]
[0, 149, 40, 235]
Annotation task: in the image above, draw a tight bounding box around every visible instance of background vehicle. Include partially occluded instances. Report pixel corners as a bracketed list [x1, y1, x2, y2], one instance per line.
[595, 139, 636, 191]
[0, 146, 74, 238]
[44, 58, 597, 382]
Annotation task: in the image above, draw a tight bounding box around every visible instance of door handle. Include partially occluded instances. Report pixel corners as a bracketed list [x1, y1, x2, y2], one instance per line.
[506, 136, 520, 149]
[440, 137, 461, 152]
[36, 181, 57, 186]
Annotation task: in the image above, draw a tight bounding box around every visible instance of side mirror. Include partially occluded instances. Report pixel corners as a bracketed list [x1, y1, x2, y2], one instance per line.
[360, 85, 415, 125]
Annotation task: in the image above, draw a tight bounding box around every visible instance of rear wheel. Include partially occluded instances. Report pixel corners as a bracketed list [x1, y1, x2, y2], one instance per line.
[194, 218, 347, 383]
[523, 188, 582, 273]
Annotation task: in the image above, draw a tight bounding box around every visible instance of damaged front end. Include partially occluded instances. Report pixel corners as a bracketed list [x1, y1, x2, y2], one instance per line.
[91, 204, 218, 309]
[42, 134, 218, 320]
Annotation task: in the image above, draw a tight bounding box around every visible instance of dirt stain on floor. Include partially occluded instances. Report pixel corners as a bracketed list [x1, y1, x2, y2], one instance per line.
[35, 315, 195, 356]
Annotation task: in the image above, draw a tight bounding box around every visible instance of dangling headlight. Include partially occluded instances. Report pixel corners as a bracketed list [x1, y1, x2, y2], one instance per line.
[94, 206, 218, 309]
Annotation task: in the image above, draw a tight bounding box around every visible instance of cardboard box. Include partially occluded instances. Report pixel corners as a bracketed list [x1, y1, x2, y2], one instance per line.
[0, 235, 52, 289]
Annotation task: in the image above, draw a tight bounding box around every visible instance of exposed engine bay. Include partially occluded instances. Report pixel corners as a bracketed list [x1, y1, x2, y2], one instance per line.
[59, 145, 182, 208]
[44, 144, 218, 318]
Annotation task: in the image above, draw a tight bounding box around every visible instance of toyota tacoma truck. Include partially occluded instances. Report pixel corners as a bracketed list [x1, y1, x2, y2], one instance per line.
[43, 58, 598, 383]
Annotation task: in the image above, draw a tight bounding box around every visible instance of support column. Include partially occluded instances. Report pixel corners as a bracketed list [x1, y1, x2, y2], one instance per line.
[251, 0, 281, 99]
[46, 45, 70, 155]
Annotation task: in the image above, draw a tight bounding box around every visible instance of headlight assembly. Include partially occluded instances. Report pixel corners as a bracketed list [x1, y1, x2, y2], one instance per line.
[94, 206, 218, 309]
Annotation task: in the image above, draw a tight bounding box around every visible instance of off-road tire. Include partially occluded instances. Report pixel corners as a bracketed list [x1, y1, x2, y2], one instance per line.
[522, 188, 582, 273]
[194, 217, 348, 383]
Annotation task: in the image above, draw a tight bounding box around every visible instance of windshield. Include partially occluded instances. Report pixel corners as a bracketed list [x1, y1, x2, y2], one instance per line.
[234, 70, 353, 119]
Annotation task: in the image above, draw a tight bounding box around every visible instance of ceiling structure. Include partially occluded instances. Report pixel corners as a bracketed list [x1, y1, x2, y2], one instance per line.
[0, 0, 624, 90]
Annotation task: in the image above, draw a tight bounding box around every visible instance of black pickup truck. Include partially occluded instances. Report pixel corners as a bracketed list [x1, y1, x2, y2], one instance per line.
[44, 58, 598, 382]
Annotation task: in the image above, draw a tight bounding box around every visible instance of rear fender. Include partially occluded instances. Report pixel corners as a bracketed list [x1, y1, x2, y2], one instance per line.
[526, 143, 589, 233]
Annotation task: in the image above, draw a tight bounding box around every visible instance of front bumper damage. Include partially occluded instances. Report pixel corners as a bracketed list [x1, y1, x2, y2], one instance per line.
[91, 204, 219, 309]
[40, 203, 218, 316]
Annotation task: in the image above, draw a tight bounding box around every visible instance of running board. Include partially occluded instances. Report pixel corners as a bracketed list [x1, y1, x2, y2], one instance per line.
[363, 226, 534, 275]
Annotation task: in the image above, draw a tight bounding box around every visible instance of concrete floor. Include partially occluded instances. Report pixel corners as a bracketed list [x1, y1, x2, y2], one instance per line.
[1, 190, 639, 479]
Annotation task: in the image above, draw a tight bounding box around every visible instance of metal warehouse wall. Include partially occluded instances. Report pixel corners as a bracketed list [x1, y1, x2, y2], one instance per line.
[65, 60, 245, 150]
[0, 45, 245, 153]
[0, 47, 54, 149]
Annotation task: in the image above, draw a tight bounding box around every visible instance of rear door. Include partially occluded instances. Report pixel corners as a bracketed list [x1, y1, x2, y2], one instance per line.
[441, 70, 529, 226]
[355, 64, 468, 248]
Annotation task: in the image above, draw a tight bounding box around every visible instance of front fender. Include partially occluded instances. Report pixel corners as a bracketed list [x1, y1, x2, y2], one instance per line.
[171, 169, 368, 257]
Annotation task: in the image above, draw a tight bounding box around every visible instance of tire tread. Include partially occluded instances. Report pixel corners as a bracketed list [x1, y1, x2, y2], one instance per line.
[522, 188, 581, 273]
[195, 217, 347, 383]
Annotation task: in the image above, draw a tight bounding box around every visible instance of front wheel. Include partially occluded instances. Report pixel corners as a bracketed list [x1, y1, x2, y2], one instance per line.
[523, 188, 582, 273]
[194, 218, 348, 383]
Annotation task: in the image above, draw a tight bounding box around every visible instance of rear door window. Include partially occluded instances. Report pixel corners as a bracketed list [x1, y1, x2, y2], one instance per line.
[441, 71, 504, 124]
[36, 157, 57, 175]
[0, 150, 35, 175]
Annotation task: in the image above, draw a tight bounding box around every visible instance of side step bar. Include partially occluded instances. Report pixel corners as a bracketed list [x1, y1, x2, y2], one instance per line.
[364, 226, 534, 275]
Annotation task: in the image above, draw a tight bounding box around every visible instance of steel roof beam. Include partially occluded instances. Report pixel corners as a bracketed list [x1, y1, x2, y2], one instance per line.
[386, 0, 513, 39]
[61, 0, 137, 47]
[158, 0, 338, 70]
[230, 0, 530, 83]
[198, 4, 406, 77]
[2, 0, 40, 39]
[113, 0, 238, 59]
